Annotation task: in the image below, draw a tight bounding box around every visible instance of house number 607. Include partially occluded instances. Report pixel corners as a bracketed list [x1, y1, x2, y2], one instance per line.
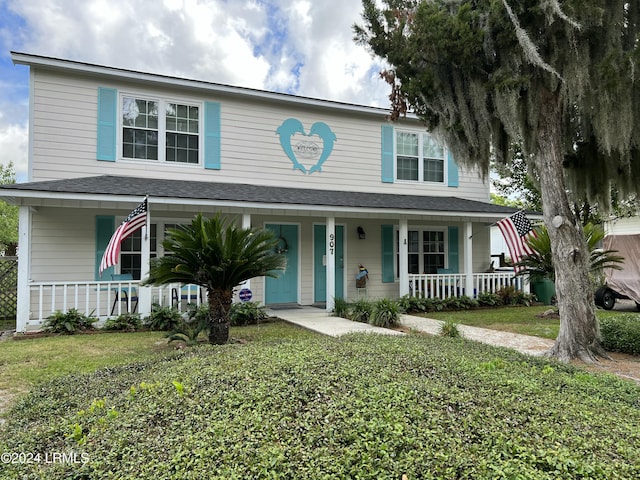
[329, 233, 335, 254]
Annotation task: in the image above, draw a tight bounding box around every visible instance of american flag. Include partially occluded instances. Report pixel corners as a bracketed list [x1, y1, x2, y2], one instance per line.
[99, 199, 148, 275]
[497, 211, 536, 273]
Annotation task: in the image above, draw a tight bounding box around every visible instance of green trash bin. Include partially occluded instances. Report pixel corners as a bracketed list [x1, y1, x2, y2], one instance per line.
[532, 278, 556, 305]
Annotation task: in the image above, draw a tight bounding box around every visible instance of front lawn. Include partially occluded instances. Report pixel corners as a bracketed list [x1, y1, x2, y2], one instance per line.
[422, 305, 640, 340]
[1, 327, 639, 479]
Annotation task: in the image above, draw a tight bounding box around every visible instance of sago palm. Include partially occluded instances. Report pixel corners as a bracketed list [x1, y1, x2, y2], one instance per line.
[144, 214, 286, 344]
[516, 223, 623, 282]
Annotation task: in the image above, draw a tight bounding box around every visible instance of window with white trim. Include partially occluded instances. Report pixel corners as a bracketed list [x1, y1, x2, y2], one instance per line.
[122, 96, 200, 164]
[120, 224, 157, 280]
[118, 223, 187, 279]
[396, 229, 446, 275]
[396, 131, 446, 183]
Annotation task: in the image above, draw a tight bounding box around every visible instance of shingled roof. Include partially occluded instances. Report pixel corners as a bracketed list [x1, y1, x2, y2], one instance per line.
[0, 175, 522, 216]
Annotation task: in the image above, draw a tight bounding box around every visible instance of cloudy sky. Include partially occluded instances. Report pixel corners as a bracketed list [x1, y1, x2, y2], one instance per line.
[0, 0, 391, 182]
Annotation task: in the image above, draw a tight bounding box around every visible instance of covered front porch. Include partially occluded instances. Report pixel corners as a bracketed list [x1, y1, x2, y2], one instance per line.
[21, 270, 526, 332]
[2, 175, 534, 332]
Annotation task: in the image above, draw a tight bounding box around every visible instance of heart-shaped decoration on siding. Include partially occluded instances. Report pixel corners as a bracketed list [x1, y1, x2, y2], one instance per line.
[276, 118, 337, 174]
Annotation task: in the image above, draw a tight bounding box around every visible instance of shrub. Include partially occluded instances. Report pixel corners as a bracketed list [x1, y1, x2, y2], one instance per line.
[439, 320, 461, 338]
[443, 295, 478, 311]
[167, 304, 209, 346]
[398, 294, 427, 313]
[230, 301, 267, 326]
[497, 286, 519, 305]
[103, 313, 142, 332]
[477, 292, 503, 307]
[600, 314, 640, 355]
[43, 308, 97, 334]
[332, 297, 350, 319]
[146, 304, 182, 331]
[370, 298, 401, 328]
[350, 298, 375, 323]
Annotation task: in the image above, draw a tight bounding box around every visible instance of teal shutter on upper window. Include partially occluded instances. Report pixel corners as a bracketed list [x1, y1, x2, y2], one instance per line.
[381, 124, 394, 183]
[447, 226, 459, 273]
[97, 87, 117, 161]
[447, 151, 459, 187]
[381, 224, 395, 283]
[96, 216, 115, 280]
[204, 101, 221, 170]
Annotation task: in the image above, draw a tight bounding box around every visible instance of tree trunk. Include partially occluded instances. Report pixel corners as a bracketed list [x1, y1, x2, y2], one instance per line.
[534, 88, 608, 363]
[207, 288, 232, 345]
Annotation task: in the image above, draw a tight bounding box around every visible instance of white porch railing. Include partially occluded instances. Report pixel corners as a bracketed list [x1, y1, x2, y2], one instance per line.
[25, 281, 205, 328]
[408, 272, 525, 299]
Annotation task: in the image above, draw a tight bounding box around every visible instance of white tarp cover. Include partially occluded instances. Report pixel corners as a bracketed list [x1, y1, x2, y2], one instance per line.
[603, 234, 640, 304]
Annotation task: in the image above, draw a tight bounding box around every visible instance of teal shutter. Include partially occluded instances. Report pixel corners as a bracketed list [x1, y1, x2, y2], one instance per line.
[96, 216, 115, 280]
[97, 87, 117, 161]
[381, 124, 394, 183]
[447, 226, 459, 273]
[381, 224, 395, 283]
[447, 151, 459, 187]
[204, 101, 221, 170]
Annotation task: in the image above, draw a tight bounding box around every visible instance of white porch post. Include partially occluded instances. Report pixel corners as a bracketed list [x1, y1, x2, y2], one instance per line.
[16, 206, 31, 332]
[138, 222, 152, 316]
[464, 221, 474, 298]
[241, 214, 251, 291]
[399, 218, 409, 296]
[326, 217, 336, 312]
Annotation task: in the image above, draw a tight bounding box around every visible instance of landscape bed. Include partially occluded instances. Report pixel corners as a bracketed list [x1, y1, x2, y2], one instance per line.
[1, 328, 639, 479]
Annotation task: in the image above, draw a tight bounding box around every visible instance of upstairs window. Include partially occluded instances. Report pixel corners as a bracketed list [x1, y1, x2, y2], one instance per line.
[396, 131, 445, 183]
[122, 96, 200, 164]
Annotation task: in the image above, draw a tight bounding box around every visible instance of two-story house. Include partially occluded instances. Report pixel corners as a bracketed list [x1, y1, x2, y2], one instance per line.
[1, 52, 527, 332]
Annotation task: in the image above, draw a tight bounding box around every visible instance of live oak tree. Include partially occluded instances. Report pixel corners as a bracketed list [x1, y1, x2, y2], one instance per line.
[355, 0, 640, 362]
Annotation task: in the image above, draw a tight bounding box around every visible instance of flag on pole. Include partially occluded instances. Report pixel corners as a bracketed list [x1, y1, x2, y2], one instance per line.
[497, 211, 536, 273]
[99, 198, 148, 275]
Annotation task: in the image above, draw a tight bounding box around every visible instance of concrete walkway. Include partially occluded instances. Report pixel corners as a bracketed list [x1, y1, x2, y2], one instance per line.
[266, 306, 554, 356]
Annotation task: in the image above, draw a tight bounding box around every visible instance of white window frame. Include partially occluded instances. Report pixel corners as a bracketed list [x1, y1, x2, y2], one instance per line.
[395, 227, 448, 277]
[119, 93, 202, 166]
[395, 129, 447, 184]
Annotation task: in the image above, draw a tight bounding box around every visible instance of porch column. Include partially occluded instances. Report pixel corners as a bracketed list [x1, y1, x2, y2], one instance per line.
[138, 223, 152, 316]
[464, 221, 474, 298]
[241, 214, 251, 291]
[16, 206, 31, 332]
[399, 218, 409, 296]
[326, 217, 336, 312]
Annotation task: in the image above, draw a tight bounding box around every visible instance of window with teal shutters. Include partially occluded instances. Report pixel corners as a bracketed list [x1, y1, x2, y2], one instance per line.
[95, 216, 115, 280]
[381, 124, 394, 183]
[381, 224, 395, 282]
[447, 226, 459, 272]
[447, 151, 459, 187]
[97, 87, 117, 161]
[204, 101, 221, 170]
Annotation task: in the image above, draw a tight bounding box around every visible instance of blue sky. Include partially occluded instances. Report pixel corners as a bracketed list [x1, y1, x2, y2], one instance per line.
[0, 0, 390, 182]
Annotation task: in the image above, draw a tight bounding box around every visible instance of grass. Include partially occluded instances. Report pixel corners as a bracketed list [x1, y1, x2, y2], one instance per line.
[421, 305, 640, 340]
[1, 330, 639, 479]
[0, 321, 316, 398]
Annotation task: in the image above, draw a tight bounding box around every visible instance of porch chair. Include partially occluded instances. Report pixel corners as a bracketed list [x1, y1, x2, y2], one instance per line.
[171, 284, 203, 308]
[110, 273, 139, 315]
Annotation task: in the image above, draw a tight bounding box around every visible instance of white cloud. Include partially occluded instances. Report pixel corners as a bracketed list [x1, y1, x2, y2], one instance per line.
[0, 123, 28, 182]
[0, 0, 392, 180]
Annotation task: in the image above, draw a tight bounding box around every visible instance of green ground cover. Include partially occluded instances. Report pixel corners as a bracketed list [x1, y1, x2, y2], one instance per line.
[1, 323, 639, 479]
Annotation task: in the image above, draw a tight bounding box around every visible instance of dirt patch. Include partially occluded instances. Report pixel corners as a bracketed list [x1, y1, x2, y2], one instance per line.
[575, 352, 640, 385]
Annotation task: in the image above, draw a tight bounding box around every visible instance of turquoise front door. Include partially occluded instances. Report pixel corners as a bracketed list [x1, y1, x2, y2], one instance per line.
[265, 224, 299, 304]
[314, 224, 344, 303]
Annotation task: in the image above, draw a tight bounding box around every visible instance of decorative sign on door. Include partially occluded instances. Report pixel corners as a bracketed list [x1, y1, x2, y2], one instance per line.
[276, 118, 336, 174]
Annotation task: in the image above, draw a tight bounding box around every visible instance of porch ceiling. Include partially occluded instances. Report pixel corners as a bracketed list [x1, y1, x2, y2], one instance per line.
[0, 174, 535, 222]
